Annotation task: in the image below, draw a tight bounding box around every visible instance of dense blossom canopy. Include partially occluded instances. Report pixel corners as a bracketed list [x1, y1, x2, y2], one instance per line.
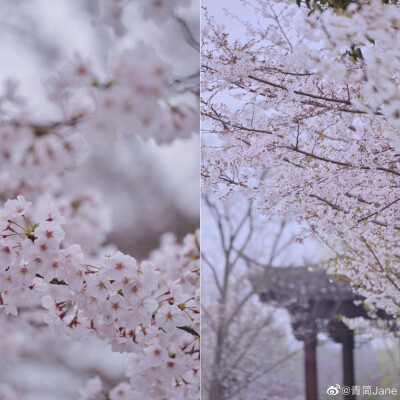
[202, 0, 400, 323]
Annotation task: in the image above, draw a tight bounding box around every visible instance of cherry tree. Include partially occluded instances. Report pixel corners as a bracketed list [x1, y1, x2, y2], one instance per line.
[0, 0, 199, 398]
[202, 0, 400, 324]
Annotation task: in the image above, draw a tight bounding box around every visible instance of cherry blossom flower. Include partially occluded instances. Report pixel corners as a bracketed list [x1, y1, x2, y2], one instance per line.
[4, 195, 31, 217]
[109, 382, 139, 400]
[156, 303, 186, 332]
[78, 376, 103, 400]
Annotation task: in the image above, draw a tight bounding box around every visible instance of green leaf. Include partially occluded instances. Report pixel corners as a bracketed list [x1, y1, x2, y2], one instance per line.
[177, 325, 200, 337]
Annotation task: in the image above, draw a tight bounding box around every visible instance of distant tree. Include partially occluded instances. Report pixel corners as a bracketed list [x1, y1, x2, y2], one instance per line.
[202, 196, 306, 400]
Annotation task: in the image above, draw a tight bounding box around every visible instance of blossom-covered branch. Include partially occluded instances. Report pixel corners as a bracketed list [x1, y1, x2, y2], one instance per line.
[202, 0, 400, 321]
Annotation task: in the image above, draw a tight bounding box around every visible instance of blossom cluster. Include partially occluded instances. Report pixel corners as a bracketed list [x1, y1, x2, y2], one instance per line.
[0, 123, 87, 187]
[0, 0, 199, 203]
[48, 43, 198, 145]
[0, 196, 199, 399]
[301, 1, 400, 133]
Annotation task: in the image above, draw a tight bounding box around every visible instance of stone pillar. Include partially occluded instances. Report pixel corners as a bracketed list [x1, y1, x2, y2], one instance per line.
[342, 330, 355, 400]
[304, 336, 318, 400]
